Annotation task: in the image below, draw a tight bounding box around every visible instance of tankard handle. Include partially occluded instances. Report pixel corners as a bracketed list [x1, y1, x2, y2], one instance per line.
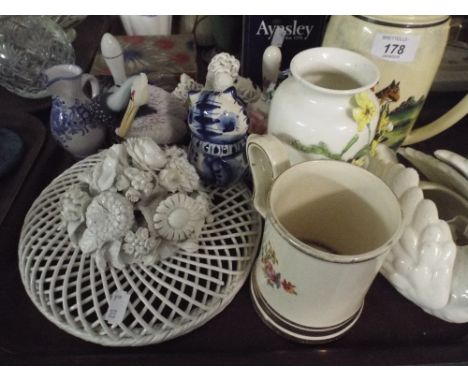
[247, 134, 290, 218]
[81, 73, 100, 99]
[403, 93, 468, 145]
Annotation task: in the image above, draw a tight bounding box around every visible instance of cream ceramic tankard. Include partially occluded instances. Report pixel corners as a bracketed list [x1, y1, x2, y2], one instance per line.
[323, 15, 468, 148]
[247, 134, 403, 343]
[267, 47, 380, 165]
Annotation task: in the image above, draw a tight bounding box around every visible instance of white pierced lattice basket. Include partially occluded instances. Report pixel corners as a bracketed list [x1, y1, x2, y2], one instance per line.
[18, 154, 262, 346]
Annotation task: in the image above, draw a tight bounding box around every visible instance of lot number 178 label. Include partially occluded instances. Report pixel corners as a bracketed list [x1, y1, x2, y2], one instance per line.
[371, 33, 420, 62]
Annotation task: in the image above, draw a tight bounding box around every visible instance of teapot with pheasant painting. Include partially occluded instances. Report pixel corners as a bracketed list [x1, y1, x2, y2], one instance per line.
[323, 15, 468, 149]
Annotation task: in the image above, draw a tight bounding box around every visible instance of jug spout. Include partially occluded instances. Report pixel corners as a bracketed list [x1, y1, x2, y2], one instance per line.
[402, 94, 468, 145]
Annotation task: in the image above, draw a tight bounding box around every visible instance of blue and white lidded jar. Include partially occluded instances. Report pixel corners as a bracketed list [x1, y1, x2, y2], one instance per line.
[187, 87, 249, 187]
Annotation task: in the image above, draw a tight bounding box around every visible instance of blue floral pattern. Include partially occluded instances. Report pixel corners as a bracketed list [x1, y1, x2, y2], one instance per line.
[187, 87, 248, 143]
[50, 98, 98, 144]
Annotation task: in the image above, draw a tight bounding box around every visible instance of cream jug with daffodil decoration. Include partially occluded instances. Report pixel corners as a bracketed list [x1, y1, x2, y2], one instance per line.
[268, 47, 380, 165]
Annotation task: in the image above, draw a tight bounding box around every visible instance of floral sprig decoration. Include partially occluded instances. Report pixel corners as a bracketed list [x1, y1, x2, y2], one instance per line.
[61, 137, 212, 271]
[349, 91, 380, 163]
[352, 92, 378, 133]
[261, 241, 297, 295]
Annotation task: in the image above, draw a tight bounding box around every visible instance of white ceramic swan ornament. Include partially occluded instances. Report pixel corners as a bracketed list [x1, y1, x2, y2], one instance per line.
[367, 145, 468, 323]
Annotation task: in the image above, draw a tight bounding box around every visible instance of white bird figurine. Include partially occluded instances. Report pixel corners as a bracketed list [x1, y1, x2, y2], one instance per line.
[100, 33, 189, 144]
[367, 144, 468, 323]
[434, 149, 468, 178]
[399, 147, 468, 199]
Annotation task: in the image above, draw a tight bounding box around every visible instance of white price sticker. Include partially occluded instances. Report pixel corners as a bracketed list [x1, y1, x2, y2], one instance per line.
[371, 33, 420, 62]
[105, 290, 130, 325]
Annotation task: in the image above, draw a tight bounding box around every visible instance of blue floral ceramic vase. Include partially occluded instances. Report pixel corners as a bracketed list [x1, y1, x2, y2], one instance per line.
[187, 87, 249, 187]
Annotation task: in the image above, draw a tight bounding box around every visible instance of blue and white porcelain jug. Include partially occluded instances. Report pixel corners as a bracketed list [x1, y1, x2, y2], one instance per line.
[45, 64, 106, 158]
[187, 87, 249, 187]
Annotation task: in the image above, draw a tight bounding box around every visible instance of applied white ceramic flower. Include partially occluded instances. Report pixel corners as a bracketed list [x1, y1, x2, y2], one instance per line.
[159, 156, 200, 193]
[124, 167, 155, 197]
[153, 193, 208, 241]
[125, 137, 167, 171]
[207, 53, 240, 79]
[164, 145, 188, 160]
[367, 145, 468, 323]
[122, 227, 161, 265]
[235, 76, 261, 104]
[172, 73, 203, 102]
[79, 143, 128, 194]
[85, 191, 135, 243]
[77, 191, 135, 271]
[205, 53, 240, 91]
[62, 184, 91, 223]
[61, 184, 91, 243]
[61, 138, 213, 271]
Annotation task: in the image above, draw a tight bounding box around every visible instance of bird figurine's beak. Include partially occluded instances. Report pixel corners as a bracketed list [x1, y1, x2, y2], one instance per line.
[116, 73, 149, 138]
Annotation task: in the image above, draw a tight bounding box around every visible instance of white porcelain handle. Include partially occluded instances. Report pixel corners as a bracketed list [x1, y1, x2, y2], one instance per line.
[101, 33, 127, 86]
[402, 93, 468, 145]
[81, 73, 100, 98]
[247, 134, 290, 218]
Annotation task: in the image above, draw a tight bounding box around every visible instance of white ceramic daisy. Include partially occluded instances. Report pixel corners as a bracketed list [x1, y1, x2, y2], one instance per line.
[153, 193, 207, 241]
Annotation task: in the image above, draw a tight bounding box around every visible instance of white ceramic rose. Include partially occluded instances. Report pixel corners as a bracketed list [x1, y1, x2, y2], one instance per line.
[126, 137, 167, 171]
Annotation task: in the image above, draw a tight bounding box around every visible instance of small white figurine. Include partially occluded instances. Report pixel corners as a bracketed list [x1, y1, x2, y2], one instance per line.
[61, 137, 212, 271]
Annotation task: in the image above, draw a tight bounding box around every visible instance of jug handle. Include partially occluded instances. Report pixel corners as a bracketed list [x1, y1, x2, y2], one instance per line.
[81, 74, 100, 99]
[402, 93, 468, 146]
[247, 134, 290, 218]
